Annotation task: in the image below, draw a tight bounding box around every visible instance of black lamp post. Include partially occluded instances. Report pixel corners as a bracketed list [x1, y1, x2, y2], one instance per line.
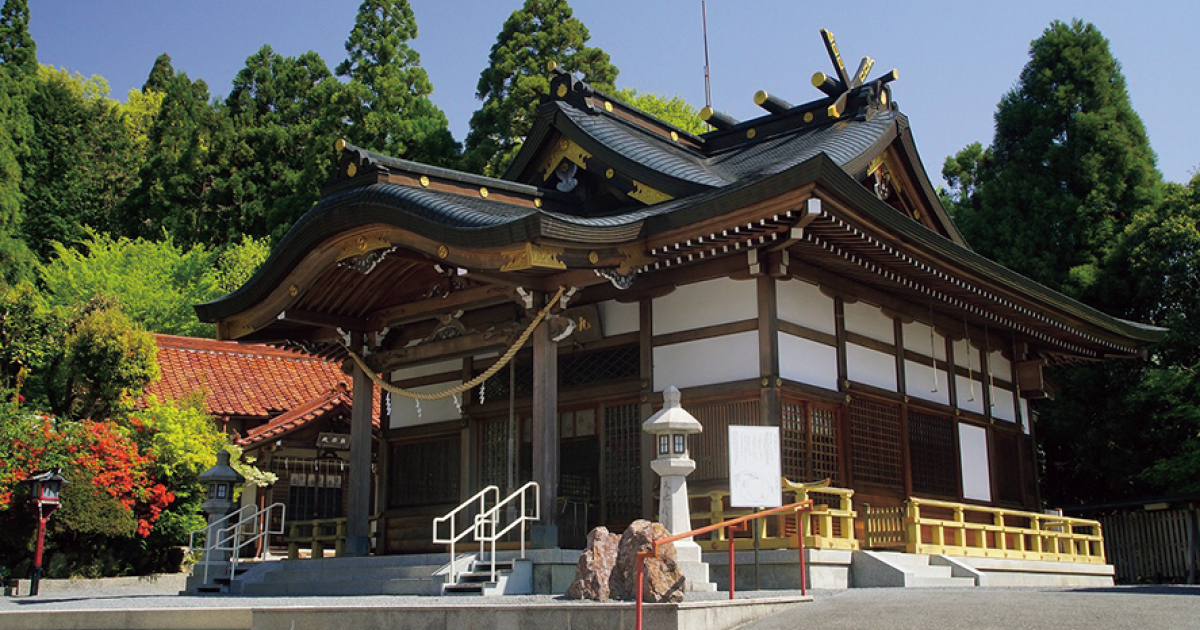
[25, 468, 68, 596]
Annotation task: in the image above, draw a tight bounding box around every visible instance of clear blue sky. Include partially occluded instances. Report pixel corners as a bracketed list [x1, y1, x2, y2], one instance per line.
[29, 0, 1200, 186]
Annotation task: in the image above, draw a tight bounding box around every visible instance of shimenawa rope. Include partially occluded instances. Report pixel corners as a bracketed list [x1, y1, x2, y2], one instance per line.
[342, 286, 565, 401]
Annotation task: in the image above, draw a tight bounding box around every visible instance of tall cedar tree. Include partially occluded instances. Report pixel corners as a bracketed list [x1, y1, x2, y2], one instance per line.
[336, 0, 457, 166]
[943, 20, 1159, 306]
[119, 71, 226, 247]
[0, 0, 36, 281]
[142, 53, 174, 93]
[20, 68, 139, 258]
[210, 46, 340, 242]
[463, 0, 617, 177]
[942, 21, 1166, 505]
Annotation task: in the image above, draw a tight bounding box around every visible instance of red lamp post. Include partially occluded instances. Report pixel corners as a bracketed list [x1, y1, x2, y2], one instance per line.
[25, 468, 68, 597]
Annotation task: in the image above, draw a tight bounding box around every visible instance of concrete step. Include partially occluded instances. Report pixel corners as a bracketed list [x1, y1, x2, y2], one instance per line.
[910, 575, 977, 588]
[242, 577, 438, 597]
[265, 565, 440, 583]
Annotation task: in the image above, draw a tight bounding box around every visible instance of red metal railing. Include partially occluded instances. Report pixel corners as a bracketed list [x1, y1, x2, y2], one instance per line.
[635, 499, 814, 630]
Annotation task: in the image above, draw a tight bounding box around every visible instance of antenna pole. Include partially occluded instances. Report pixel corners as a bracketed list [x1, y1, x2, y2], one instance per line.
[702, 1, 712, 108]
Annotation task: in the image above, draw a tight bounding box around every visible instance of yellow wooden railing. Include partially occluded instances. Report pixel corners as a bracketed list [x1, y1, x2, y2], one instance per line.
[905, 497, 1105, 564]
[690, 478, 859, 551]
[285, 515, 380, 559]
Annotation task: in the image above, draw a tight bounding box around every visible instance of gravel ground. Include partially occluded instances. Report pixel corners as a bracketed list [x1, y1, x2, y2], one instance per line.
[4, 582, 1199, 630]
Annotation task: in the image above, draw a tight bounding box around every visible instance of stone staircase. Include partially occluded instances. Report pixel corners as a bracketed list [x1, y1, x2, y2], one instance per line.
[851, 550, 976, 588]
[441, 557, 533, 596]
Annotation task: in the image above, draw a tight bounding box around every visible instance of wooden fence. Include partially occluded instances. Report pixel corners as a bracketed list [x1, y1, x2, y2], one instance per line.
[1097, 507, 1199, 583]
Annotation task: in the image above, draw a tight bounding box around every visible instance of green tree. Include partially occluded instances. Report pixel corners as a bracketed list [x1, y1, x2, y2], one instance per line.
[56, 307, 159, 420]
[0, 0, 36, 278]
[336, 0, 457, 166]
[20, 66, 139, 257]
[0, 281, 62, 405]
[210, 46, 341, 241]
[210, 234, 271, 294]
[40, 230, 222, 337]
[0, 0, 36, 77]
[943, 20, 1159, 303]
[463, 0, 617, 176]
[119, 72, 225, 245]
[141, 53, 174, 93]
[119, 87, 164, 160]
[612, 88, 706, 136]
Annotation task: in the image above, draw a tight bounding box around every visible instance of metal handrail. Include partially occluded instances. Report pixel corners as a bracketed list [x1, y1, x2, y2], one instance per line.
[193, 503, 286, 584]
[634, 499, 814, 630]
[472, 481, 540, 582]
[432, 485, 501, 583]
[188, 504, 252, 557]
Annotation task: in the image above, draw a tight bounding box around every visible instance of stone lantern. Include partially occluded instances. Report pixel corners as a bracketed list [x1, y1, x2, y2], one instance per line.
[25, 468, 68, 596]
[643, 386, 714, 592]
[196, 450, 245, 583]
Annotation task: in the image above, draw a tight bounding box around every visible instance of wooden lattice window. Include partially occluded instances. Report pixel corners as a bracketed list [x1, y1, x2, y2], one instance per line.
[602, 403, 642, 530]
[908, 409, 958, 498]
[689, 399, 761, 483]
[992, 430, 1023, 504]
[781, 400, 841, 484]
[560, 345, 640, 389]
[848, 398, 903, 487]
[478, 417, 514, 490]
[388, 434, 460, 508]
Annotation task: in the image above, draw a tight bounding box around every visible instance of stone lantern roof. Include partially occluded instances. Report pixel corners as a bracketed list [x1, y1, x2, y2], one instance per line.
[642, 386, 703, 435]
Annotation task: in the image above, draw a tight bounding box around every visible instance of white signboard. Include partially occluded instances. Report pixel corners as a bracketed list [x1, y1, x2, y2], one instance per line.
[728, 426, 782, 508]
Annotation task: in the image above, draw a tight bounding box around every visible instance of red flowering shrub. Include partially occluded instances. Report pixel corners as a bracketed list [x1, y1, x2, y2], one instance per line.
[0, 408, 173, 538]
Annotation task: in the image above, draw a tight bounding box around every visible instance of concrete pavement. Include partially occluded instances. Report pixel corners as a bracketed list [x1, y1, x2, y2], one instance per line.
[745, 586, 1200, 630]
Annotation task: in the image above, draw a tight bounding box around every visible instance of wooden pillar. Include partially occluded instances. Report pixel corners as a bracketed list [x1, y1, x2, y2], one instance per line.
[345, 332, 373, 557]
[531, 300, 560, 548]
[834, 297, 848, 390]
[758, 275, 781, 426]
[639, 298, 656, 519]
[896, 319, 913, 497]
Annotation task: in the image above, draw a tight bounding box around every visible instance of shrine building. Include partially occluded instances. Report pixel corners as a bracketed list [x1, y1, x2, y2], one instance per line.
[196, 43, 1163, 557]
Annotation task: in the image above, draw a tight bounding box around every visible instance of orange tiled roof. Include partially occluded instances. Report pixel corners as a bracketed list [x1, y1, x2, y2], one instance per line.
[237, 388, 371, 447]
[149, 334, 360, 420]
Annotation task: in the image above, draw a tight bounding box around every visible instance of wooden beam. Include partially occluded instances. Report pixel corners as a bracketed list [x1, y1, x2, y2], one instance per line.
[278, 308, 367, 331]
[367, 284, 517, 329]
[365, 326, 520, 373]
[758, 275, 781, 427]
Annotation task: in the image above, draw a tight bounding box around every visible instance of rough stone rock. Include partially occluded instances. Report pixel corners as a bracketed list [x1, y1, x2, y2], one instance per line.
[609, 520, 686, 603]
[565, 526, 621, 601]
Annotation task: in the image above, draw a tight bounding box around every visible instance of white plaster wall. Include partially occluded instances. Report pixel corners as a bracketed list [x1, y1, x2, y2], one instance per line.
[653, 331, 758, 391]
[391, 358, 462, 382]
[844, 301, 894, 344]
[598, 299, 639, 336]
[991, 386, 1016, 422]
[952, 339, 982, 372]
[653, 277, 757, 336]
[777, 279, 835, 335]
[955, 375, 986, 416]
[846, 343, 897, 391]
[959, 423, 992, 502]
[389, 382, 464, 428]
[904, 360, 950, 406]
[902, 321, 946, 360]
[780, 333, 838, 391]
[990, 350, 1011, 380]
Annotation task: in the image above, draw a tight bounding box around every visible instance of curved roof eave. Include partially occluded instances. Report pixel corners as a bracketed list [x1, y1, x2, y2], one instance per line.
[816, 159, 1167, 345]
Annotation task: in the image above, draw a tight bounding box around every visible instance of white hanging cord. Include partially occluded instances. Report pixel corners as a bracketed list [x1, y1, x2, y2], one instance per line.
[929, 300, 939, 393]
[453, 393, 462, 415]
[964, 318, 975, 402]
[985, 321, 995, 408]
[479, 381, 487, 405]
[414, 399, 422, 420]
